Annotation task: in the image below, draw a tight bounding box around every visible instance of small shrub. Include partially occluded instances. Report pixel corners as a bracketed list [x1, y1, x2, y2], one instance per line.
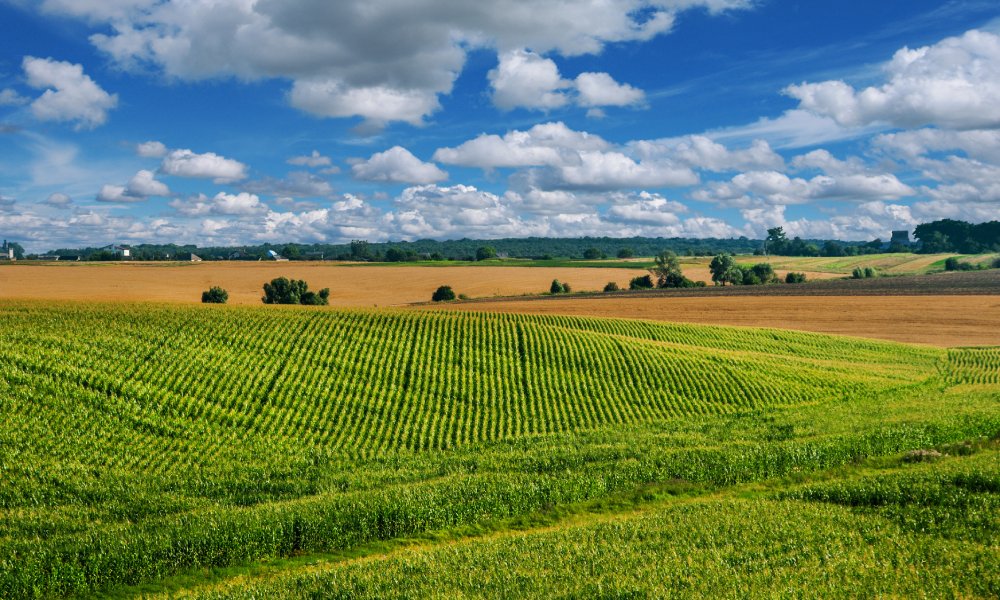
[201, 286, 228, 304]
[629, 275, 655, 290]
[945, 257, 979, 271]
[852, 266, 879, 279]
[603, 282, 620, 292]
[432, 286, 456, 302]
[547, 281, 572, 293]
[992, 257, 1000, 269]
[785, 272, 807, 284]
[458, 293, 469, 300]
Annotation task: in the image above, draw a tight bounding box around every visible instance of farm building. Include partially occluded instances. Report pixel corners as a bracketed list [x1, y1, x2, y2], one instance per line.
[102, 244, 132, 258]
[267, 250, 289, 262]
[177, 253, 203, 262]
[1, 240, 14, 261]
[890, 231, 912, 246]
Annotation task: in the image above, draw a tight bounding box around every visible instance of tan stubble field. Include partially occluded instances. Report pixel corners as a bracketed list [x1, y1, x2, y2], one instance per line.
[0, 262, 639, 307]
[3, 261, 998, 347]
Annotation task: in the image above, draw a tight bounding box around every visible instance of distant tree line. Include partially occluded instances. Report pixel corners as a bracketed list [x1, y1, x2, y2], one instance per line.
[32, 219, 1000, 261]
[40, 236, 768, 262]
[761, 227, 892, 257]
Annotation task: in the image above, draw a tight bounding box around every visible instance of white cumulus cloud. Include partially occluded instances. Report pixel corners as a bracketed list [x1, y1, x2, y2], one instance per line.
[574, 72, 645, 108]
[629, 135, 784, 172]
[97, 169, 170, 202]
[22, 56, 118, 129]
[38, 0, 747, 126]
[352, 146, 447, 184]
[170, 192, 267, 216]
[489, 50, 646, 113]
[0, 88, 29, 106]
[434, 122, 610, 169]
[287, 150, 332, 168]
[160, 149, 248, 183]
[136, 140, 168, 158]
[786, 29, 1000, 130]
[490, 49, 571, 111]
[43, 192, 72, 208]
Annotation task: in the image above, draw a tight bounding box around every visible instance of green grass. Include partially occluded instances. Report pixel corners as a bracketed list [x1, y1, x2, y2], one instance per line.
[752, 252, 1000, 275]
[0, 302, 996, 598]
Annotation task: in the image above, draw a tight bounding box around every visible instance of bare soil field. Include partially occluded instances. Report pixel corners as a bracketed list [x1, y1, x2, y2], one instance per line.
[435, 294, 1000, 347]
[0, 262, 639, 307]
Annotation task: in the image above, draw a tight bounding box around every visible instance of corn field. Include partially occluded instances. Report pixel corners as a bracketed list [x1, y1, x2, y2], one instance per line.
[0, 301, 996, 598]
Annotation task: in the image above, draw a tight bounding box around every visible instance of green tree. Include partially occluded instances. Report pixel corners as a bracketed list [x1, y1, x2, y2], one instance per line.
[919, 231, 952, 254]
[583, 247, 603, 259]
[262, 277, 329, 305]
[603, 281, 620, 292]
[708, 253, 736, 286]
[785, 272, 807, 284]
[748, 263, 777, 284]
[476, 246, 498, 261]
[385, 248, 417, 262]
[349, 240, 371, 260]
[431, 285, 456, 302]
[821, 241, 846, 257]
[652, 250, 679, 281]
[281, 244, 301, 260]
[617, 248, 635, 259]
[201, 286, 228, 304]
[550, 279, 566, 294]
[914, 219, 970, 253]
[652, 251, 695, 288]
[765, 227, 788, 255]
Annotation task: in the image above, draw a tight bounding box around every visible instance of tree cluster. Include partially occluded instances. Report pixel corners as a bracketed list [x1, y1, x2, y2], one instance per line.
[708, 254, 778, 286]
[262, 277, 330, 305]
[651, 251, 701, 288]
[914, 219, 1000, 253]
[761, 228, 888, 257]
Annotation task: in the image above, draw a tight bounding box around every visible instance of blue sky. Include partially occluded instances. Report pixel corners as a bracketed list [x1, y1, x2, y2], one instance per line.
[1, 0, 998, 252]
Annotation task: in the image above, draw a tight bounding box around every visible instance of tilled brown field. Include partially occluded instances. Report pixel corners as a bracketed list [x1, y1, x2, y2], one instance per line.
[0, 262, 639, 307]
[434, 294, 1000, 347]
